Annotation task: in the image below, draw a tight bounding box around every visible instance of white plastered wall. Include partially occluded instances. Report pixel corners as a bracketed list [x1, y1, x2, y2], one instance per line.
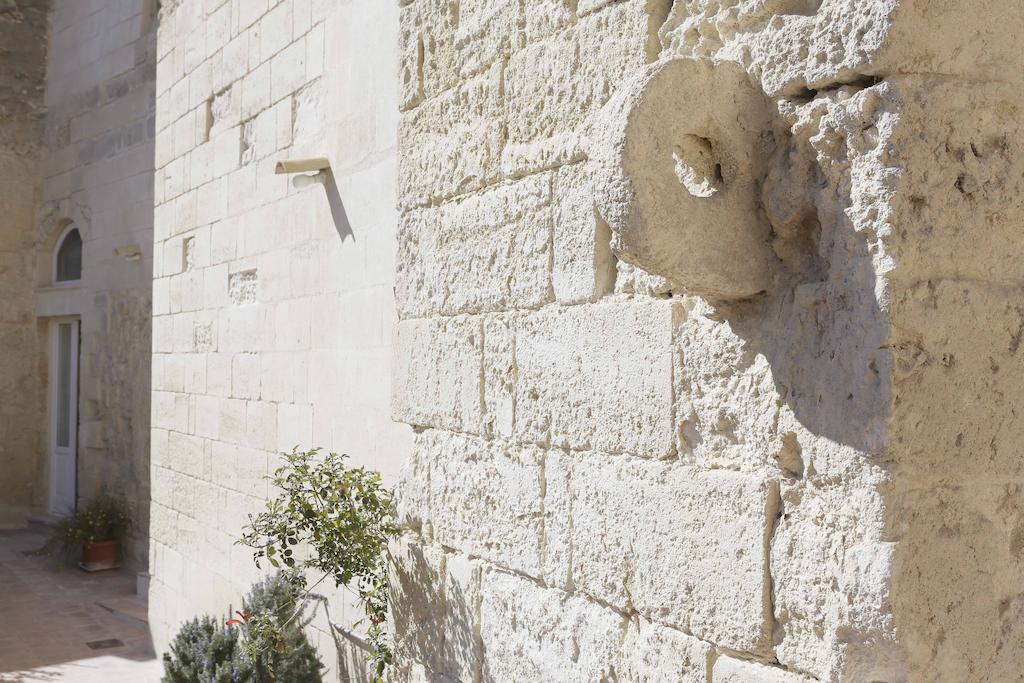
[148, 1, 410, 678]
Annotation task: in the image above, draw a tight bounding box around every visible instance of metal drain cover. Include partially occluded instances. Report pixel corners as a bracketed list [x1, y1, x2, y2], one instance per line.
[85, 638, 124, 650]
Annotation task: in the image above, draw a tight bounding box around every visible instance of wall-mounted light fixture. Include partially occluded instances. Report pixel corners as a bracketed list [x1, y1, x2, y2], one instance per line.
[275, 157, 331, 189]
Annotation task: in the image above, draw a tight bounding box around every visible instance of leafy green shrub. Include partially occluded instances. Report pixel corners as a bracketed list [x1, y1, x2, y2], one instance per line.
[161, 571, 323, 683]
[238, 448, 399, 678]
[36, 493, 131, 558]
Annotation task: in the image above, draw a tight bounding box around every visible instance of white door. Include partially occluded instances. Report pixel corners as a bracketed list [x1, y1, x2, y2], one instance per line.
[49, 319, 79, 515]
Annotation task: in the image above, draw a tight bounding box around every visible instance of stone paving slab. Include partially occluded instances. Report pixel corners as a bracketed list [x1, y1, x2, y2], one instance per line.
[0, 529, 162, 682]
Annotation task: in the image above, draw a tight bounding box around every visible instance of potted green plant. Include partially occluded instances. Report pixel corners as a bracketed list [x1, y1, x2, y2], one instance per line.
[39, 493, 131, 571]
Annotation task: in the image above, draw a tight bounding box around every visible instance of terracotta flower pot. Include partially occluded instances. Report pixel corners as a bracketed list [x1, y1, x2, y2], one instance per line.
[81, 539, 121, 572]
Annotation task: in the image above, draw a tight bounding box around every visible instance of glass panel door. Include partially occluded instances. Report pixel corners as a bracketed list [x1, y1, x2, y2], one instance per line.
[50, 320, 79, 515]
[57, 323, 72, 448]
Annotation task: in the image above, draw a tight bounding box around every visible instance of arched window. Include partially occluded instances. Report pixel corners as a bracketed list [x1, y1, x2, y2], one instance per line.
[55, 228, 82, 283]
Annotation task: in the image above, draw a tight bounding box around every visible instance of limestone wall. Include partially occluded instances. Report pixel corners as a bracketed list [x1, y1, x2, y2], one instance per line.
[392, 1, 1024, 681]
[25, 0, 158, 566]
[147, 0, 410, 676]
[0, 0, 50, 527]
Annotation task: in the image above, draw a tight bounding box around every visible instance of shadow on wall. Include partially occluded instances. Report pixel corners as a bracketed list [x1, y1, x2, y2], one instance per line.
[595, 57, 902, 678]
[298, 592, 375, 682]
[610, 57, 1024, 679]
[322, 169, 354, 243]
[595, 57, 891, 458]
[332, 631, 373, 683]
[729, 81, 1024, 681]
[387, 539, 479, 681]
[688, 90, 897, 680]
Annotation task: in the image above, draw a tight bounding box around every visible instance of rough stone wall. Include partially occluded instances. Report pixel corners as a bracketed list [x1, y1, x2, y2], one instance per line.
[392, 1, 1024, 681]
[147, 1, 410, 678]
[25, 0, 158, 567]
[0, 0, 50, 527]
[883, 80, 1024, 680]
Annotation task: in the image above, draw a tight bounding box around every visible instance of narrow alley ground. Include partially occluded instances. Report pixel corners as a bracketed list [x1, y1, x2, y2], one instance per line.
[0, 527, 161, 682]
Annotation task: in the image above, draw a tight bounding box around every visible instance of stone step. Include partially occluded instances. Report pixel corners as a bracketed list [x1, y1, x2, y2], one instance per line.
[26, 514, 62, 530]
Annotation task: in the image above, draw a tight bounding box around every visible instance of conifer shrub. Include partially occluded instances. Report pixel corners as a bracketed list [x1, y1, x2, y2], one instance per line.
[161, 616, 251, 683]
[161, 571, 323, 683]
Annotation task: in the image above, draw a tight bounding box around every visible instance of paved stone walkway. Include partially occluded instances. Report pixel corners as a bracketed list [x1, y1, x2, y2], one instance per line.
[0, 528, 162, 682]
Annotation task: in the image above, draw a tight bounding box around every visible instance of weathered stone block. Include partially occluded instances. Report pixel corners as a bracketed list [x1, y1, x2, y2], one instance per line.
[501, 0, 661, 177]
[571, 455, 777, 653]
[889, 481, 1024, 683]
[884, 279, 1024, 680]
[541, 450, 572, 589]
[389, 539, 482, 682]
[481, 315, 515, 439]
[479, 570, 626, 683]
[439, 552, 482, 682]
[399, 0, 518, 109]
[770, 479, 900, 681]
[397, 0, 457, 109]
[396, 173, 553, 317]
[661, 0, 1024, 97]
[613, 261, 671, 297]
[389, 539, 448, 674]
[397, 0, 430, 110]
[269, 39, 307, 104]
[395, 436, 432, 534]
[890, 280, 1024, 481]
[614, 619, 710, 682]
[152, 390, 189, 433]
[552, 162, 616, 304]
[417, 430, 545, 577]
[673, 298, 783, 471]
[884, 79, 1024, 286]
[392, 316, 482, 433]
[451, 0, 519, 84]
[514, 301, 675, 457]
[712, 655, 813, 683]
[398, 63, 504, 208]
[522, 0, 574, 44]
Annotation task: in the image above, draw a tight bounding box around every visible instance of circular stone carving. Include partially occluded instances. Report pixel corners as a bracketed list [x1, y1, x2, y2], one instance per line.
[594, 57, 779, 299]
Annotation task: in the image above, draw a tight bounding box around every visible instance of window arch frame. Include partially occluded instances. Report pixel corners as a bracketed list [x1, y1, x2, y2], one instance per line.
[52, 224, 83, 286]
